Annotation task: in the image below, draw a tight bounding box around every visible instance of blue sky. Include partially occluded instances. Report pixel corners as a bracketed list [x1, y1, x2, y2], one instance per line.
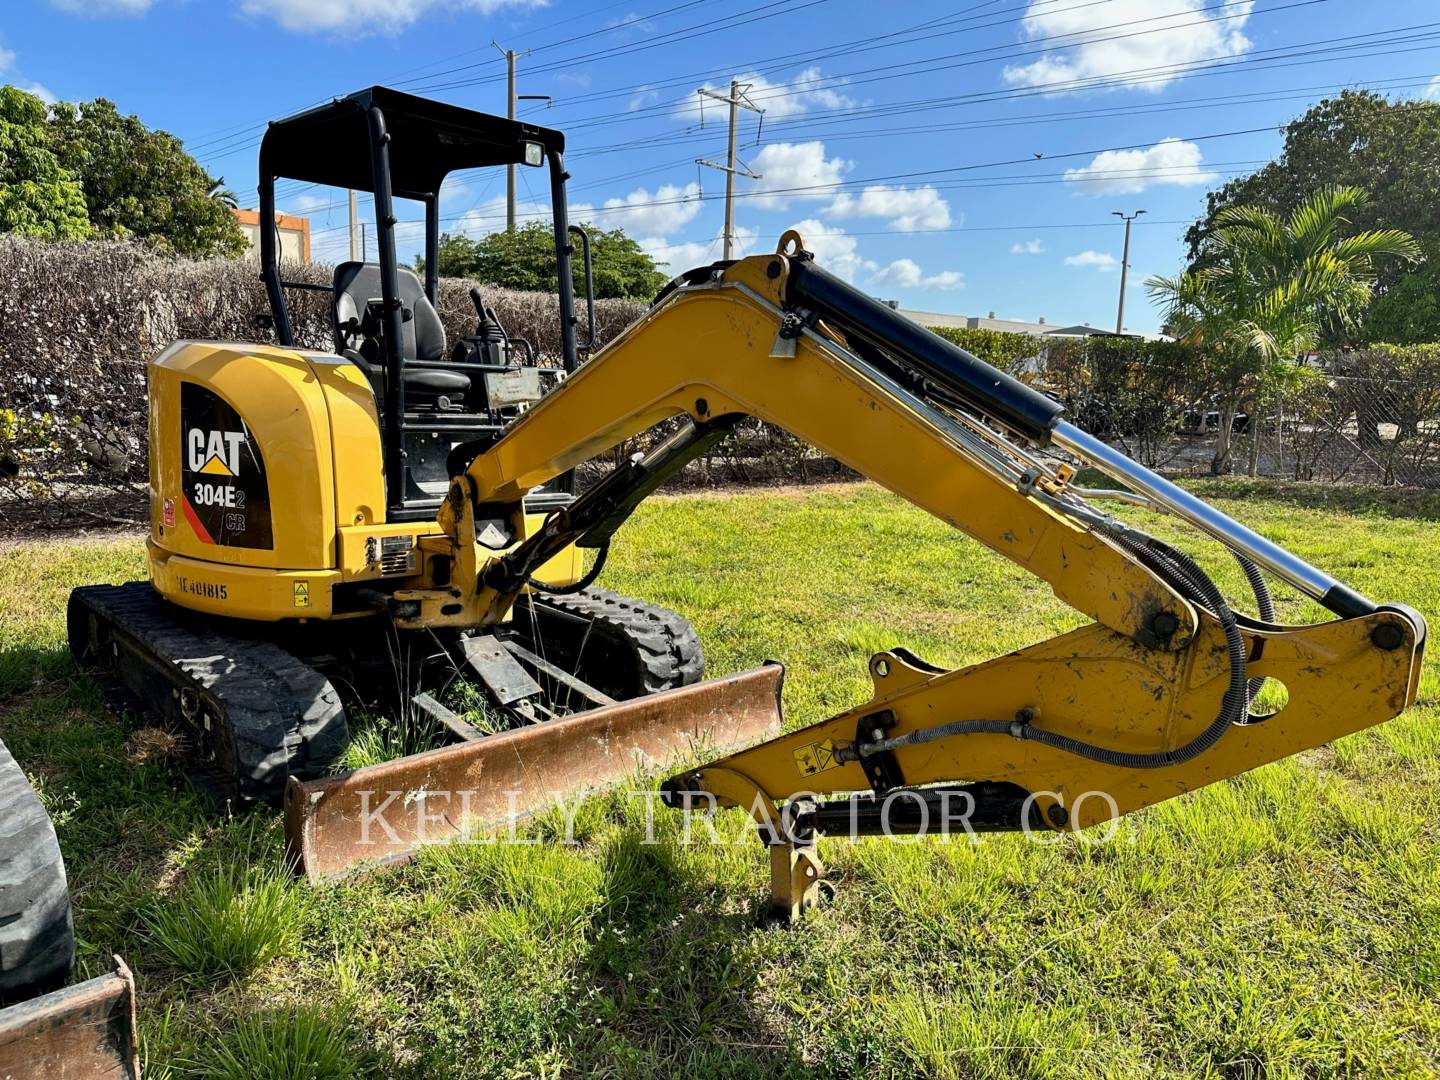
[4, 0, 1439, 332]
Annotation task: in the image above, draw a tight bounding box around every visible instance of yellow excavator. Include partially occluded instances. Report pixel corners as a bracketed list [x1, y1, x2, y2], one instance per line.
[52, 87, 1424, 935]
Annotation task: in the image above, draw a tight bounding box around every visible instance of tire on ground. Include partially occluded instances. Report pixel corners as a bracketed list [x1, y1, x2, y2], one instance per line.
[0, 737, 75, 1000]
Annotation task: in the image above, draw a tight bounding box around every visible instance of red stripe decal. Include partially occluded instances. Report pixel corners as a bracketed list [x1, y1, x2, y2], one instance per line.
[181, 495, 215, 544]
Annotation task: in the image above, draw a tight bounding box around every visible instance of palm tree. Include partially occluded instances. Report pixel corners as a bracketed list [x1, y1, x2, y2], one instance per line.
[206, 177, 239, 210]
[1148, 186, 1418, 474]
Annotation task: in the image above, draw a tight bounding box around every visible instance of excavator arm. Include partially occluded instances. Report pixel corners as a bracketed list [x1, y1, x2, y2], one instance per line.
[393, 237, 1424, 918]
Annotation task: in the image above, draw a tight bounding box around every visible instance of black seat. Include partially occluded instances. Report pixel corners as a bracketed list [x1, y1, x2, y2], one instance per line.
[331, 262, 471, 398]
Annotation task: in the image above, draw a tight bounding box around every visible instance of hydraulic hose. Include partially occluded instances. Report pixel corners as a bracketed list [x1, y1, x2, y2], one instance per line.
[1231, 549, 1275, 709]
[855, 525, 1251, 770]
[526, 543, 609, 596]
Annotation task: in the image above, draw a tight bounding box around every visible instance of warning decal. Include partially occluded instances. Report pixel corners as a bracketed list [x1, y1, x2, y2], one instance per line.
[179, 382, 273, 549]
[793, 738, 840, 776]
[293, 581, 311, 608]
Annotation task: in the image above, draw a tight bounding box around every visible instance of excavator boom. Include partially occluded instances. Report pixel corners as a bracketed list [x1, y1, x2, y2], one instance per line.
[287, 236, 1423, 917]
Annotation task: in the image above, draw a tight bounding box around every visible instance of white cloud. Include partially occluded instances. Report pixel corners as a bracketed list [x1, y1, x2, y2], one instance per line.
[828, 184, 950, 231]
[1003, 0, 1253, 93]
[922, 270, 965, 290]
[20, 83, 57, 104]
[0, 41, 55, 103]
[784, 219, 871, 282]
[692, 65, 854, 121]
[639, 237, 713, 271]
[1011, 238, 1045, 255]
[627, 86, 660, 112]
[597, 181, 701, 236]
[1424, 76, 1440, 102]
[871, 258, 964, 291]
[1063, 137, 1214, 195]
[50, 0, 152, 13]
[291, 193, 332, 214]
[1065, 250, 1118, 271]
[238, 0, 547, 34]
[744, 142, 850, 209]
[871, 258, 922, 288]
[453, 194, 553, 238]
[773, 220, 961, 291]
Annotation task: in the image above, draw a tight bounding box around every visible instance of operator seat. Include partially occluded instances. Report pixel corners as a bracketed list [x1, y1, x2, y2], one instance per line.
[331, 262, 472, 400]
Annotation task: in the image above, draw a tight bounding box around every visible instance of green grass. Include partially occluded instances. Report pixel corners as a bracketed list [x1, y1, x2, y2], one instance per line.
[2, 478, 1439, 1077]
[179, 1006, 374, 1079]
[139, 862, 305, 982]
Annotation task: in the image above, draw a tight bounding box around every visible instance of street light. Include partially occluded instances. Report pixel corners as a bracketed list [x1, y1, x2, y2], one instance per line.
[1113, 209, 1145, 335]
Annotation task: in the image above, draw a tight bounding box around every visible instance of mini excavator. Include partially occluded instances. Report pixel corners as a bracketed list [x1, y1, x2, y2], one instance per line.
[64, 88, 1424, 924]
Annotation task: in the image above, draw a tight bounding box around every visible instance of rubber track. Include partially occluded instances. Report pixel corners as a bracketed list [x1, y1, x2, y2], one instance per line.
[0, 737, 74, 999]
[68, 583, 348, 806]
[520, 586, 704, 695]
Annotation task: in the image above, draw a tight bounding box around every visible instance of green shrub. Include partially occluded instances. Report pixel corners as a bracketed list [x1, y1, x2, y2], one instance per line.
[926, 324, 1042, 371]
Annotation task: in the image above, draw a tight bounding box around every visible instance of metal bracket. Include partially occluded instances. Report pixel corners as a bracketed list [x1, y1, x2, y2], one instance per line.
[769, 840, 827, 924]
[768, 307, 814, 359]
[459, 633, 542, 708]
[500, 638, 617, 711]
[411, 691, 485, 742]
[856, 709, 902, 793]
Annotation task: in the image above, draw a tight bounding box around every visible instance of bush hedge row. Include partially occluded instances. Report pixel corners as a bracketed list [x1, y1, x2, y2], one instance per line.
[7, 237, 1440, 527]
[0, 238, 644, 525]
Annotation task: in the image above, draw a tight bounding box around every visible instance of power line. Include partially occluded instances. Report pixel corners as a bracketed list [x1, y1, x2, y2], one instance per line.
[559, 0, 1357, 134]
[184, 0, 717, 150]
[276, 16, 1440, 210]
[183, 0, 765, 161]
[280, 54, 1438, 225]
[303, 121, 1284, 243]
[429, 0, 1281, 115]
[405, 0, 835, 95]
[411, 0, 1032, 99]
[553, 24, 1440, 166]
[388, 0, 714, 90]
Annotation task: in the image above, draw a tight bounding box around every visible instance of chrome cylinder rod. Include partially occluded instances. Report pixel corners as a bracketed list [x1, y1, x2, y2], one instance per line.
[1051, 421, 1376, 618]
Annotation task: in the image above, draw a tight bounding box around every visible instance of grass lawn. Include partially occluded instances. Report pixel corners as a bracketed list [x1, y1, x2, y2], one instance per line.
[1, 478, 1438, 1078]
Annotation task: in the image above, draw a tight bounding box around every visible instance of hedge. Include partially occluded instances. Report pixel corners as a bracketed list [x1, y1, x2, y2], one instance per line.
[0, 237, 644, 526]
[10, 237, 1436, 529]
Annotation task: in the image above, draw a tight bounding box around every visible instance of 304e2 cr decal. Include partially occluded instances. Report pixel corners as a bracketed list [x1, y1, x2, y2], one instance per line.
[179, 382, 273, 549]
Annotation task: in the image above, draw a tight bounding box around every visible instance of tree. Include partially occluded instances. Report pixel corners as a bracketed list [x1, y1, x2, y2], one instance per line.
[47, 97, 245, 258]
[1183, 90, 1440, 338]
[0, 86, 91, 241]
[432, 221, 667, 300]
[1150, 186, 1419, 474]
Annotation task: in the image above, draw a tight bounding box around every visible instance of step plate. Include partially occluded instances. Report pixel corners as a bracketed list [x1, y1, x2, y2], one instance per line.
[284, 665, 785, 880]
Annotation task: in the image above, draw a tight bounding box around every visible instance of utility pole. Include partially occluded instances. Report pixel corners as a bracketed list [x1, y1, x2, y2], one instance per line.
[696, 80, 764, 260]
[348, 189, 360, 261]
[494, 41, 530, 232]
[1113, 209, 1145, 334]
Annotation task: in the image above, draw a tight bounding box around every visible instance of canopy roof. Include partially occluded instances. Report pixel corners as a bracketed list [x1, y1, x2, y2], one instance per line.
[258, 85, 564, 201]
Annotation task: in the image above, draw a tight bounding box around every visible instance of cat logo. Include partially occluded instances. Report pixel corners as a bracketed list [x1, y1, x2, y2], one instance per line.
[187, 428, 247, 477]
[180, 383, 272, 550]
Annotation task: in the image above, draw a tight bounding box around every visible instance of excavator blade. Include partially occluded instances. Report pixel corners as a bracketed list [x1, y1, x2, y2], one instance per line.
[284, 664, 785, 880]
[0, 958, 140, 1080]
